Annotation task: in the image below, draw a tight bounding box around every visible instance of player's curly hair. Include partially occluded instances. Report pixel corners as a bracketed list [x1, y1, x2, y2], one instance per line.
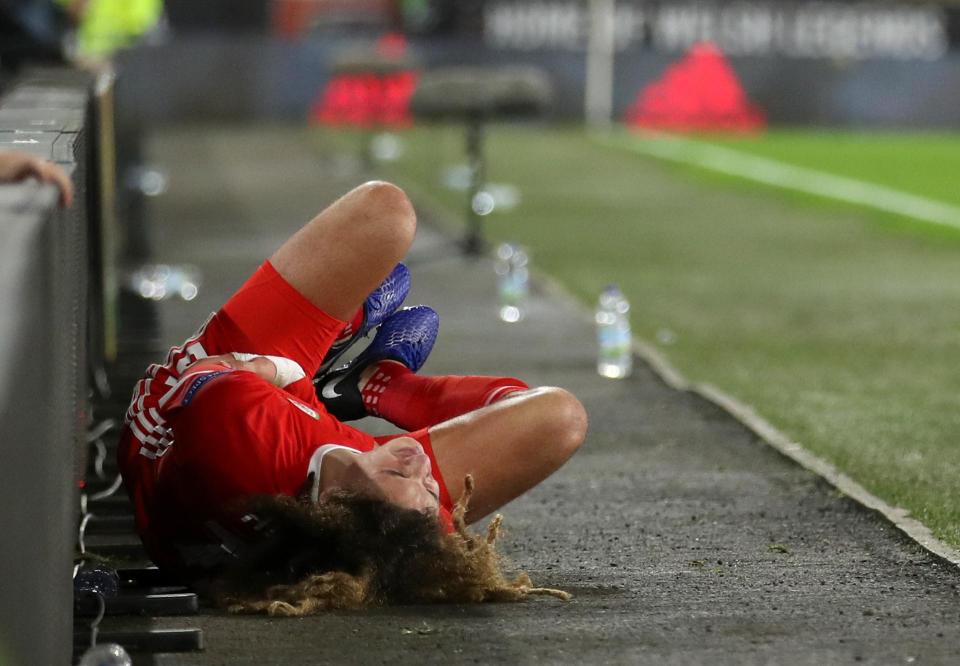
[211, 476, 570, 616]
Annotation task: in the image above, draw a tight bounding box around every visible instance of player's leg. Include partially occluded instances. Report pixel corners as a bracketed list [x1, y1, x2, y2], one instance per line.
[427, 387, 587, 523]
[358, 366, 529, 431]
[321, 359, 530, 430]
[208, 181, 416, 376]
[269, 180, 416, 321]
[315, 303, 586, 521]
[317, 303, 530, 430]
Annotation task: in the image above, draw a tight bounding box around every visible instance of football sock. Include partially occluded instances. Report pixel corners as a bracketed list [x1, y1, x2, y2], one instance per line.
[361, 361, 529, 431]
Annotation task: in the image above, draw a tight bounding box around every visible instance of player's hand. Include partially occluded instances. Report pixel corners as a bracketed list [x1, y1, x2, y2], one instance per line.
[0, 150, 74, 208]
[185, 354, 279, 385]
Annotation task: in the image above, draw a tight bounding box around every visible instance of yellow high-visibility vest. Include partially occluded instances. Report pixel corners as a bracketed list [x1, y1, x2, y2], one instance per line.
[59, 0, 163, 57]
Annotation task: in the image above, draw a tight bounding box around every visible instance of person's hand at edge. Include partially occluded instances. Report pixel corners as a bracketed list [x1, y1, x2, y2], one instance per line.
[0, 150, 75, 208]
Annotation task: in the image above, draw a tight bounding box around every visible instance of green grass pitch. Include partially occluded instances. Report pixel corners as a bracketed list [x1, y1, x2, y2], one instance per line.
[314, 125, 960, 549]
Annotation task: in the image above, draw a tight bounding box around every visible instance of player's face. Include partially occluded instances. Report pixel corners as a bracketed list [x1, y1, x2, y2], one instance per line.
[355, 437, 441, 516]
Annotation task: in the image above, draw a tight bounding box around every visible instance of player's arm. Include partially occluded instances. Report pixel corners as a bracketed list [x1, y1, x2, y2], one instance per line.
[161, 354, 308, 416]
[186, 354, 276, 382]
[185, 354, 305, 388]
[160, 356, 276, 415]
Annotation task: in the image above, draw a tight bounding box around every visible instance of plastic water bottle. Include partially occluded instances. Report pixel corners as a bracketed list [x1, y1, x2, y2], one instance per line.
[596, 284, 633, 378]
[495, 243, 529, 323]
[78, 643, 132, 666]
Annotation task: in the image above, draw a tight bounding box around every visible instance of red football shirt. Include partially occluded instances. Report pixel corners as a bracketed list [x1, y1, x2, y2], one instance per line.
[119, 366, 377, 569]
[118, 261, 455, 571]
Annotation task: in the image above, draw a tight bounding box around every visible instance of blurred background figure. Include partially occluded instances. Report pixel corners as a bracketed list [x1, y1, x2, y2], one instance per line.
[0, 0, 166, 69]
[59, 0, 166, 62]
[0, 0, 71, 66]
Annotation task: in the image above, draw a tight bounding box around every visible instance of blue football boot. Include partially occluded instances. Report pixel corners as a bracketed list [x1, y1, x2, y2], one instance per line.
[315, 304, 439, 421]
[316, 263, 411, 376]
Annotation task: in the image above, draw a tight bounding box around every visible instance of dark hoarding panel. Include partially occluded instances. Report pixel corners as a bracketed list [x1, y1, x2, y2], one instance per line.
[482, 1, 952, 60]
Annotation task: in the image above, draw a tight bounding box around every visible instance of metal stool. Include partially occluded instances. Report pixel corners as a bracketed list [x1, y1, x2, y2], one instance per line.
[411, 66, 553, 255]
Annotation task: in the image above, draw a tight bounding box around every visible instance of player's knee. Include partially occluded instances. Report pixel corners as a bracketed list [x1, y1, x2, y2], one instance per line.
[539, 387, 588, 461]
[358, 180, 413, 215]
[356, 180, 416, 252]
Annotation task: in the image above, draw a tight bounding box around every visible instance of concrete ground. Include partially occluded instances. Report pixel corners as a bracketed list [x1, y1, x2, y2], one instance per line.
[108, 125, 960, 665]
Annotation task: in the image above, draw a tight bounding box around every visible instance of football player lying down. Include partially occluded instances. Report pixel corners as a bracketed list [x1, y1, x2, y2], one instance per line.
[118, 181, 587, 615]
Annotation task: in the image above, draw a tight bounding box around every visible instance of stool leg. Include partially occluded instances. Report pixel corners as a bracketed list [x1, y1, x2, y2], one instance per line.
[463, 115, 487, 256]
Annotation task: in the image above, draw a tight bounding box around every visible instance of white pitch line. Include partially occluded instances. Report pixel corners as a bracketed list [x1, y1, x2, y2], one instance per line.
[534, 229, 960, 570]
[596, 131, 960, 232]
[581, 129, 960, 565]
[693, 382, 960, 568]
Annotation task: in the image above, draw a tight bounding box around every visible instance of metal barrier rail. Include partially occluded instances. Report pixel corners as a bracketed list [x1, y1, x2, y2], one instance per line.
[0, 69, 91, 666]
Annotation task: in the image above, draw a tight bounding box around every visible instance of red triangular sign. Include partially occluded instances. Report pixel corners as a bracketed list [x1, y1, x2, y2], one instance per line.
[625, 42, 765, 132]
[309, 71, 418, 128]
